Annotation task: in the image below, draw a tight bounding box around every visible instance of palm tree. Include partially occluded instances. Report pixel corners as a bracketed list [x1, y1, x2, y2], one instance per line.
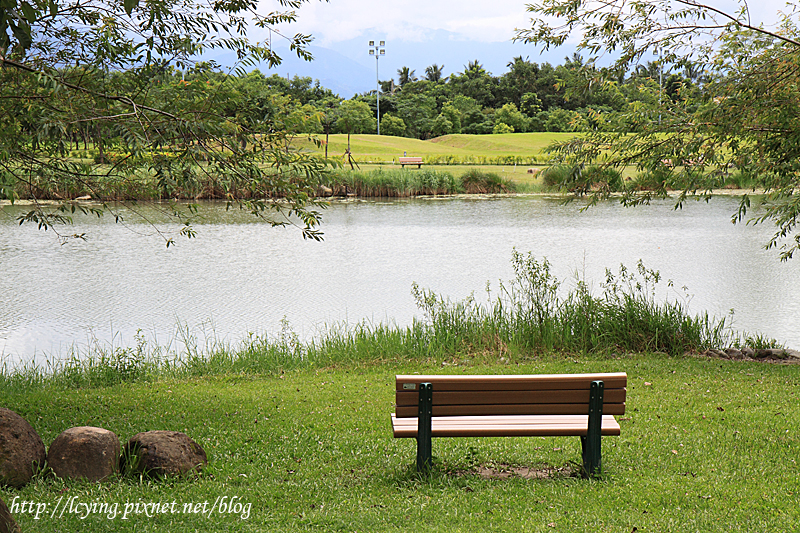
[463, 60, 485, 79]
[563, 52, 584, 69]
[424, 64, 445, 82]
[397, 66, 417, 86]
[633, 61, 661, 80]
[679, 59, 707, 84]
[380, 79, 398, 95]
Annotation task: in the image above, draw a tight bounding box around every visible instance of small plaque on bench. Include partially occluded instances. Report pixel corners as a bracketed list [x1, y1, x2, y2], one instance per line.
[402, 383, 416, 390]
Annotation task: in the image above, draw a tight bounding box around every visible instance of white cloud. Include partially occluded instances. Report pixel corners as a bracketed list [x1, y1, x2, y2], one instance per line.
[258, 0, 798, 48]
[248, 0, 800, 82]
[261, 0, 531, 45]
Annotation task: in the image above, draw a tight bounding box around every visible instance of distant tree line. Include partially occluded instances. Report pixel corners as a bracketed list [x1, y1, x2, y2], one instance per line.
[1, 53, 702, 160]
[169, 53, 703, 142]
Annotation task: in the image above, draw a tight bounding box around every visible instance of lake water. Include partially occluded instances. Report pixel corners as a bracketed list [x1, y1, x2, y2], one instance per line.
[2, 195, 799, 367]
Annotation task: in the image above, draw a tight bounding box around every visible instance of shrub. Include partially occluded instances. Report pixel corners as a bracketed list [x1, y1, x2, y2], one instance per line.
[492, 123, 514, 134]
[540, 165, 574, 188]
[632, 167, 673, 190]
[463, 121, 494, 135]
[541, 164, 623, 192]
[582, 165, 624, 192]
[460, 168, 517, 193]
[380, 114, 407, 137]
[544, 108, 575, 132]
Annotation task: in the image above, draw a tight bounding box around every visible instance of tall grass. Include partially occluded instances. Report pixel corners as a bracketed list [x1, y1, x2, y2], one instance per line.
[2, 253, 771, 392]
[324, 168, 516, 197]
[412, 250, 732, 357]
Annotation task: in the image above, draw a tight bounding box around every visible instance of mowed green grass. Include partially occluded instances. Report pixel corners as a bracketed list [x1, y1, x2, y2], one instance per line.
[429, 132, 577, 154]
[2, 354, 799, 532]
[296, 132, 578, 161]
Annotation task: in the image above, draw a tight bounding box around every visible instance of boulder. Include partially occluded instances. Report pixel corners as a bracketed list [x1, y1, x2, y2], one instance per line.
[755, 348, 793, 360]
[48, 426, 120, 481]
[122, 431, 207, 478]
[0, 497, 21, 533]
[0, 408, 46, 488]
[724, 348, 744, 360]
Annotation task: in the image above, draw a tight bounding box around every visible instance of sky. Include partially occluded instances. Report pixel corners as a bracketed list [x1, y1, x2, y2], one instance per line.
[264, 0, 794, 47]
[240, 0, 563, 94]
[271, 0, 531, 46]
[240, 0, 797, 95]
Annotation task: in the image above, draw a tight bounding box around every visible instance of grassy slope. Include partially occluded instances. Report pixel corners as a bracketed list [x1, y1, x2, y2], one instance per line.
[296, 132, 578, 161]
[2, 354, 798, 532]
[428, 132, 576, 154]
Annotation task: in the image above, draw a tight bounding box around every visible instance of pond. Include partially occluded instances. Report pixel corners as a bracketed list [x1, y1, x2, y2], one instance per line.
[2, 195, 798, 368]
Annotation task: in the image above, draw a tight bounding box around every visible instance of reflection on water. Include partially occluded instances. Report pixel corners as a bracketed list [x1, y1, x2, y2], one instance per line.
[1, 196, 798, 366]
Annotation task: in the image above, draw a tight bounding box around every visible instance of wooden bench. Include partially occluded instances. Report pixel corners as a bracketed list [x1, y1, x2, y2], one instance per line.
[399, 156, 423, 168]
[391, 372, 627, 475]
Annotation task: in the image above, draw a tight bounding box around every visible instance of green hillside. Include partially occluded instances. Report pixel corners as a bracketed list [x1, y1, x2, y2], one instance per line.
[428, 132, 576, 154]
[295, 132, 578, 162]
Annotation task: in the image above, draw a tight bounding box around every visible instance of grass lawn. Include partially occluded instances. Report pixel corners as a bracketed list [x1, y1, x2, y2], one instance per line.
[2, 353, 798, 532]
[295, 132, 578, 162]
[306, 133, 643, 189]
[428, 133, 578, 154]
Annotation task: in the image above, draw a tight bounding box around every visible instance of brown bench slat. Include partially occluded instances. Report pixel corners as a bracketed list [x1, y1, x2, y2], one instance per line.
[396, 373, 627, 391]
[394, 402, 626, 418]
[392, 414, 621, 438]
[395, 388, 627, 407]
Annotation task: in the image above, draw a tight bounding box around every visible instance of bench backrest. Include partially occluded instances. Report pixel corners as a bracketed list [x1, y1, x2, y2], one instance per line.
[399, 157, 422, 162]
[395, 373, 627, 418]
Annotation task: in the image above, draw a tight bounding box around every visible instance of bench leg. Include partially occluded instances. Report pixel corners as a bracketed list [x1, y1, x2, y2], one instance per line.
[582, 380, 605, 477]
[416, 382, 433, 472]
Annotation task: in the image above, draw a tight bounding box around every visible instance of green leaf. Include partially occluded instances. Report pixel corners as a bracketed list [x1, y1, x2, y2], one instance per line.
[20, 2, 38, 24]
[9, 20, 33, 50]
[123, 0, 139, 16]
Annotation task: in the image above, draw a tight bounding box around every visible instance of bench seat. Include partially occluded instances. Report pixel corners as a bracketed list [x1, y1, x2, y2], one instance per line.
[391, 414, 621, 438]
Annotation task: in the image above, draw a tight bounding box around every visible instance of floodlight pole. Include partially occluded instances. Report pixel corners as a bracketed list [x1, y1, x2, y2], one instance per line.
[369, 40, 385, 135]
[659, 47, 663, 126]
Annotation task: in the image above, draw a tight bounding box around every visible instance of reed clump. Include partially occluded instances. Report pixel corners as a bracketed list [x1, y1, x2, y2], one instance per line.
[412, 251, 731, 358]
[324, 168, 516, 197]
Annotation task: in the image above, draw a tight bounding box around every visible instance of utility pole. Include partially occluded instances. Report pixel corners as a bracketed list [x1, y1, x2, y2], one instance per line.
[368, 40, 385, 135]
[659, 47, 663, 126]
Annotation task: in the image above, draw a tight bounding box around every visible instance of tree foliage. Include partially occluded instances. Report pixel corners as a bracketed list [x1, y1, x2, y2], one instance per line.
[516, 0, 800, 259]
[0, 0, 328, 245]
